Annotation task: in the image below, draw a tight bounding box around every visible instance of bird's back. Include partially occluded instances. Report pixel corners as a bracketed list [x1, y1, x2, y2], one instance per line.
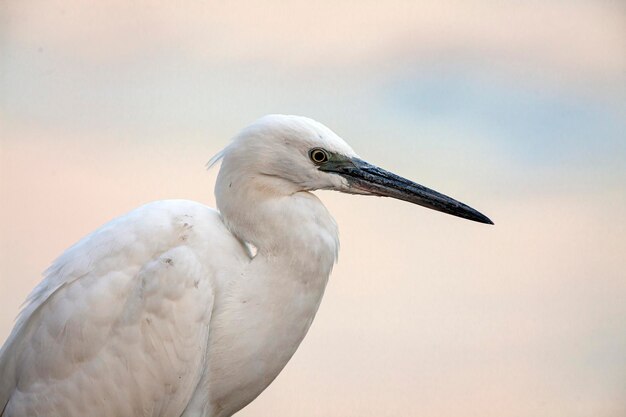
[0, 200, 249, 417]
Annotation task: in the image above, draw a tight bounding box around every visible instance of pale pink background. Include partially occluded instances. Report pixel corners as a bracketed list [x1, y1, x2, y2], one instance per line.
[1, 1, 625, 416]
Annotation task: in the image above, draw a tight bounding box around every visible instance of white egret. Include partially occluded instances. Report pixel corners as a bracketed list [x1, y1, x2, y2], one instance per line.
[0, 115, 492, 417]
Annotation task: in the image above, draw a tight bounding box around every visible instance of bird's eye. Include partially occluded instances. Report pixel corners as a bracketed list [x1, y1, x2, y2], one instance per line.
[309, 148, 329, 164]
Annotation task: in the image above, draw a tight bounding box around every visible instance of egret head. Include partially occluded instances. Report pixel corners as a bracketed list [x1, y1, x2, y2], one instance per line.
[211, 114, 492, 225]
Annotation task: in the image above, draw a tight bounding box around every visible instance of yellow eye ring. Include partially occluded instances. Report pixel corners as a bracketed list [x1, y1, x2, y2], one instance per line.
[309, 148, 329, 164]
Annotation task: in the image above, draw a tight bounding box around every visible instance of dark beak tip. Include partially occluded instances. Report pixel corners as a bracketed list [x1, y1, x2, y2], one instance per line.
[471, 212, 494, 225]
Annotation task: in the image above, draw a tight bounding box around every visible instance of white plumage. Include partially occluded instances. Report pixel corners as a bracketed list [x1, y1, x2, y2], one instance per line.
[0, 115, 491, 417]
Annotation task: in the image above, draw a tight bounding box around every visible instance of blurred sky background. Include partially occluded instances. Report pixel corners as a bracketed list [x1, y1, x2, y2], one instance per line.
[1, 1, 625, 416]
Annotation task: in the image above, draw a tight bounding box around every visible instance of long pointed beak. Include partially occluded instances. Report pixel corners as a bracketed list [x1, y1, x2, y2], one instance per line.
[320, 157, 493, 225]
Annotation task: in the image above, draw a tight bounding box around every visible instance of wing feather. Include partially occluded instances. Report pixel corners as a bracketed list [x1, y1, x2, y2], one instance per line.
[0, 200, 236, 417]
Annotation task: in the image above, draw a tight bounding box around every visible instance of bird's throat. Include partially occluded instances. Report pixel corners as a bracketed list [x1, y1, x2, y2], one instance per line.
[205, 192, 339, 416]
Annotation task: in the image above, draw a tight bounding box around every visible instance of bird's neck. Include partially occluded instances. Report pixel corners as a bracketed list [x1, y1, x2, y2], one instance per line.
[216, 178, 339, 272]
[206, 183, 339, 415]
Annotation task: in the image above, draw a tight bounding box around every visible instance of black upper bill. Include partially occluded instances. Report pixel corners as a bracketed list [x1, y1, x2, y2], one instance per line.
[320, 156, 494, 225]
